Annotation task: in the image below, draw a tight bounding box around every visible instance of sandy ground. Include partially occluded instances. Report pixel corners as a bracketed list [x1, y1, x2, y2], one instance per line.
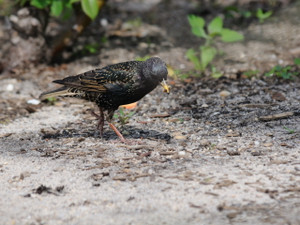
[1, 78, 299, 224]
[1, 1, 300, 224]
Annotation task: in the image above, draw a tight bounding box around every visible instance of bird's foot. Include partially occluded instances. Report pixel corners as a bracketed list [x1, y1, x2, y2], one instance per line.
[108, 126, 146, 145]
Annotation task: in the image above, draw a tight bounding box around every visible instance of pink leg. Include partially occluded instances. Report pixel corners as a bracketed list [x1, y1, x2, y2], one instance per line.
[109, 123, 127, 143]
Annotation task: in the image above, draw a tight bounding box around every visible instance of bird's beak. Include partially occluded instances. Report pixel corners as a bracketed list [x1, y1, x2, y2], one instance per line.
[161, 79, 170, 94]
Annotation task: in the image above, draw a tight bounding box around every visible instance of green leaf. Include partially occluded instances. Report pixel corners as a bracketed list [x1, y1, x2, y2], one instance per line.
[84, 43, 99, 53]
[243, 70, 259, 78]
[186, 48, 202, 71]
[273, 65, 281, 71]
[256, 9, 272, 22]
[46, 97, 58, 105]
[264, 71, 273, 77]
[135, 55, 151, 61]
[211, 66, 223, 78]
[294, 58, 300, 66]
[81, 0, 99, 20]
[283, 126, 295, 134]
[200, 46, 217, 70]
[61, 1, 74, 20]
[242, 11, 252, 18]
[220, 28, 244, 42]
[264, 65, 299, 79]
[208, 17, 223, 35]
[51, 0, 63, 17]
[30, 0, 51, 9]
[187, 15, 207, 38]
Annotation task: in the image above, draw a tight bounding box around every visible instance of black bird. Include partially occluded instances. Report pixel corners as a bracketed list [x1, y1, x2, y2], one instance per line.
[40, 57, 169, 142]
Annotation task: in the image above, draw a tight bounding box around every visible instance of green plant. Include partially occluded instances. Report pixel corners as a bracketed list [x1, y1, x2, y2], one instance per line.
[187, 15, 244, 76]
[45, 97, 58, 105]
[173, 69, 193, 80]
[294, 58, 300, 66]
[19, 0, 101, 19]
[256, 9, 272, 23]
[114, 108, 135, 126]
[242, 70, 260, 78]
[210, 66, 223, 78]
[83, 42, 100, 54]
[100, 36, 108, 44]
[15, 0, 106, 62]
[126, 18, 142, 28]
[225, 6, 252, 19]
[264, 65, 299, 79]
[283, 127, 295, 134]
[225, 6, 273, 23]
[209, 143, 217, 150]
[135, 55, 151, 62]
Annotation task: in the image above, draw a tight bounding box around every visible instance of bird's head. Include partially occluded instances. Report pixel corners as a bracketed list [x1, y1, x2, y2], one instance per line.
[142, 57, 169, 93]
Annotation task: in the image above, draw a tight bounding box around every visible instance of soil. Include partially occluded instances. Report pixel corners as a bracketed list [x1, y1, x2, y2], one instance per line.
[0, 1, 300, 224]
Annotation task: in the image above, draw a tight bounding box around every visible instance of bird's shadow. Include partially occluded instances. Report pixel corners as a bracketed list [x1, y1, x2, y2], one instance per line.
[41, 125, 171, 142]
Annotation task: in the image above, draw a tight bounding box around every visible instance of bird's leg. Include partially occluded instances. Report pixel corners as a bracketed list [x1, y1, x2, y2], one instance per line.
[109, 123, 126, 143]
[98, 108, 104, 137]
[91, 107, 104, 137]
[107, 110, 127, 143]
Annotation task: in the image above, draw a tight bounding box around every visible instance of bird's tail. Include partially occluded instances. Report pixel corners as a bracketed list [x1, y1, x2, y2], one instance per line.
[39, 87, 77, 100]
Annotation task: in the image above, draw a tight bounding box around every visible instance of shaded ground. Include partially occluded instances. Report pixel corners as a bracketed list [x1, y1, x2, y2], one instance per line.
[0, 1, 300, 224]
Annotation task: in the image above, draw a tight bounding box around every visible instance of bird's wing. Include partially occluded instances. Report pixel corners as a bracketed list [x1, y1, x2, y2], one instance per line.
[53, 70, 108, 93]
[53, 62, 141, 93]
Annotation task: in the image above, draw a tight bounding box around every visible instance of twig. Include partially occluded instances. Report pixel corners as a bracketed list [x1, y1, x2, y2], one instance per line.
[259, 112, 294, 121]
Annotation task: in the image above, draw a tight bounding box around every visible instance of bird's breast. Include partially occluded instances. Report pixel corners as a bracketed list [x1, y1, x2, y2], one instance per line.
[96, 81, 158, 109]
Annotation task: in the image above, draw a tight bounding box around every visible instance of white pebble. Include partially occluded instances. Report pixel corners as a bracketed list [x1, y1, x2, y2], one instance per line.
[220, 90, 231, 98]
[178, 151, 186, 156]
[100, 18, 108, 27]
[179, 64, 186, 69]
[27, 99, 40, 105]
[6, 84, 14, 91]
[148, 169, 154, 175]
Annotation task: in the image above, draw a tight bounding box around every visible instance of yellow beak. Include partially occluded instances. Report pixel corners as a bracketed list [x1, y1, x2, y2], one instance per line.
[161, 79, 170, 94]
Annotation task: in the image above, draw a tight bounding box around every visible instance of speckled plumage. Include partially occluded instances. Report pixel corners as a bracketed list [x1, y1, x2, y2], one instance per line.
[40, 57, 169, 139]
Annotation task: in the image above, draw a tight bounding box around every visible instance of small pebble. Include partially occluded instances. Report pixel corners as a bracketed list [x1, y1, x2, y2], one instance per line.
[100, 18, 108, 27]
[199, 139, 210, 146]
[138, 42, 148, 49]
[179, 64, 186, 69]
[220, 90, 231, 98]
[174, 135, 187, 140]
[254, 141, 260, 147]
[227, 150, 240, 156]
[178, 151, 186, 156]
[27, 99, 40, 105]
[251, 151, 262, 156]
[6, 84, 14, 91]
[263, 143, 273, 147]
[148, 169, 154, 175]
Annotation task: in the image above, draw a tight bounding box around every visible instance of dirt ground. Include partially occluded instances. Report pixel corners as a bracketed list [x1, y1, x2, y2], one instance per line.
[0, 1, 300, 224]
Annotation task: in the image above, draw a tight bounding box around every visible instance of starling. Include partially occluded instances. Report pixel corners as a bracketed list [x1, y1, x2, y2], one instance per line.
[40, 57, 169, 142]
